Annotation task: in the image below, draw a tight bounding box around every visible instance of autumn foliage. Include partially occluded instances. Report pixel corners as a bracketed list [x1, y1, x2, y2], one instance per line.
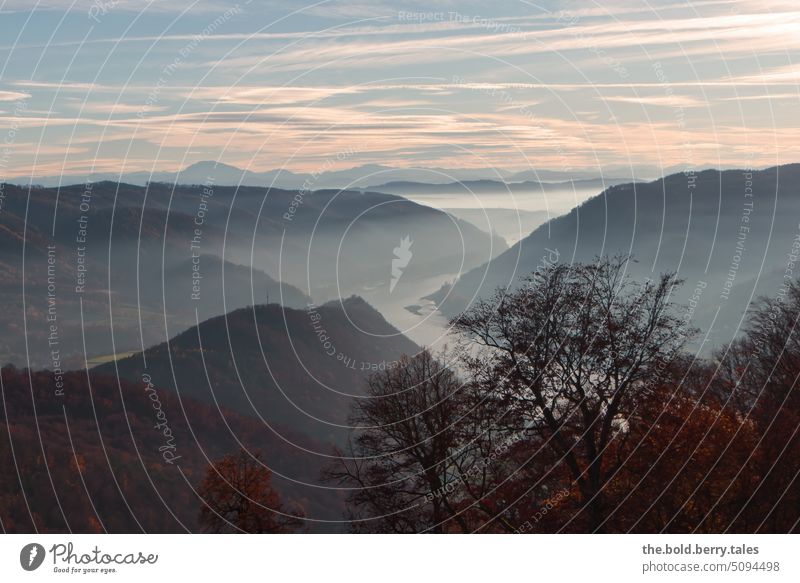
[198, 449, 303, 533]
[2, 258, 799, 533]
[328, 258, 800, 533]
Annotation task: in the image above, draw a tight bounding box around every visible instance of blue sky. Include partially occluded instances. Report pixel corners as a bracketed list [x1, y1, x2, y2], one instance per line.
[0, 0, 798, 179]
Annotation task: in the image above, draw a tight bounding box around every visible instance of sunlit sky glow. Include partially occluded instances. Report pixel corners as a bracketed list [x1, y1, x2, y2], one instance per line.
[0, 0, 798, 179]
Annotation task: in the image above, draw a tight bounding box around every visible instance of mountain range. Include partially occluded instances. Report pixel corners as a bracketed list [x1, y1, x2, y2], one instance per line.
[4, 162, 800, 534]
[0, 180, 500, 367]
[11, 161, 515, 190]
[429, 164, 800, 350]
[11, 160, 647, 191]
[365, 176, 632, 196]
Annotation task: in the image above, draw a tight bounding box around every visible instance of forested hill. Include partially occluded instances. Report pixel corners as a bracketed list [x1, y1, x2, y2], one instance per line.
[96, 297, 420, 445]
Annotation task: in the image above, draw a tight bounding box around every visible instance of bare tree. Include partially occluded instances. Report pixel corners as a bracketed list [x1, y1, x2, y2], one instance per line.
[326, 350, 486, 533]
[451, 256, 692, 532]
[714, 280, 800, 532]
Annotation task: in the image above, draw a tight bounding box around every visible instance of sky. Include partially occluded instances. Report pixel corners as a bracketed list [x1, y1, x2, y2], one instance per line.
[0, 0, 798, 180]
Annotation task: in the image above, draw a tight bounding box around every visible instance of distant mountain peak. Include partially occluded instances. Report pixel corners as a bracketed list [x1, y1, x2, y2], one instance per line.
[182, 160, 243, 172]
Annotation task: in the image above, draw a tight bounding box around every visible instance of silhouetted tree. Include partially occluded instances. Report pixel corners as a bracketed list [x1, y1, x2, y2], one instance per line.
[198, 449, 303, 533]
[451, 256, 693, 532]
[329, 260, 800, 533]
[713, 280, 800, 532]
[326, 350, 494, 533]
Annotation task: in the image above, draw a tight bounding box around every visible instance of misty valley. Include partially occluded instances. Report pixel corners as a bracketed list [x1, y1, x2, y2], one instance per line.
[1, 162, 799, 533]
